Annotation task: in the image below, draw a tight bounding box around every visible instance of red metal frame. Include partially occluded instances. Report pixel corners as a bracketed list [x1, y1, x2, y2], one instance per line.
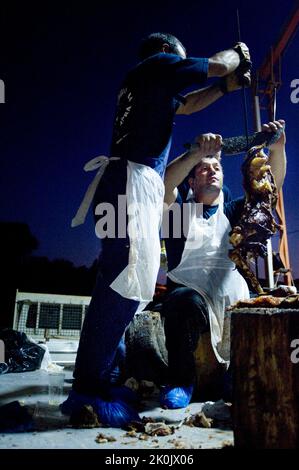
[255, 3, 299, 285]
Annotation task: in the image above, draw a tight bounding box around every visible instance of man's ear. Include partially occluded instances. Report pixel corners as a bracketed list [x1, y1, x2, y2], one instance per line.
[161, 43, 170, 53]
[188, 177, 194, 190]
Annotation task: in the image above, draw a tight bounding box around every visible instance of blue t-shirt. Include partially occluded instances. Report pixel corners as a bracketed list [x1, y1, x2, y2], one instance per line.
[110, 53, 209, 177]
[165, 190, 245, 272]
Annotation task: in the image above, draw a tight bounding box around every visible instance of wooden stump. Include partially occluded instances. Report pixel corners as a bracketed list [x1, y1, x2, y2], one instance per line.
[126, 311, 225, 393]
[231, 307, 299, 448]
[194, 332, 226, 399]
[125, 311, 169, 384]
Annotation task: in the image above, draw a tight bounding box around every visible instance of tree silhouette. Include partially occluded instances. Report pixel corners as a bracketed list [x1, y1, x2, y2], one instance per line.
[0, 222, 97, 328]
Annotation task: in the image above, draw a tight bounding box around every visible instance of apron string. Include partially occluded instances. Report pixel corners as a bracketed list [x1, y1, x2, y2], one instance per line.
[71, 156, 120, 227]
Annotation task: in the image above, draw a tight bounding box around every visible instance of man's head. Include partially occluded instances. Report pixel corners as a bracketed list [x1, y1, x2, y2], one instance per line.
[138, 32, 186, 61]
[188, 153, 223, 204]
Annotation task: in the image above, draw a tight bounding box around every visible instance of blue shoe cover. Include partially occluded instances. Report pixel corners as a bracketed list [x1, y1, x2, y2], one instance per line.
[60, 389, 97, 416]
[109, 386, 139, 404]
[160, 385, 194, 409]
[95, 400, 140, 428]
[60, 389, 140, 427]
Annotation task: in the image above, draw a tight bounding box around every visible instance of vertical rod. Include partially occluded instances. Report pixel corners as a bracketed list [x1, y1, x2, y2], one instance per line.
[253, 94, 275, 289]
[253, 94, 261, 281]
[237, 9, 250, 148]
[273, 87, 277, 121]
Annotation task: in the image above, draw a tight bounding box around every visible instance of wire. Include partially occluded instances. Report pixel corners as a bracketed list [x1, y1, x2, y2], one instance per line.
[237, 9, 250, 148]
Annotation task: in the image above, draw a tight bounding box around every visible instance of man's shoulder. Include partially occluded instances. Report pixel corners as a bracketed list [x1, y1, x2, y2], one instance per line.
[224, 197, 245, 226]
[124, 53, 182, 86]
[132, 53, 182, 72]
[143, 52, 183, 65]
[224, 196, 245, 209]
[176, 180, 191, 204]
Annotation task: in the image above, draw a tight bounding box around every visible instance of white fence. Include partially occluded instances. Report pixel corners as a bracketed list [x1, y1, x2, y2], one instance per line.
[13, 291, 91, 363]
[13, 291, 91, 340]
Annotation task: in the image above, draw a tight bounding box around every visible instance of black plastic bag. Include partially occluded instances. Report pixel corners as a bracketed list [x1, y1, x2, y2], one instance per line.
[0, 401, 34, 432]
[0, 329, 45, 373]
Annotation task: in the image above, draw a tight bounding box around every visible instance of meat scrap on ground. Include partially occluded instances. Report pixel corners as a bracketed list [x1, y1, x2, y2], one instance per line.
[229, 293, 299, 309]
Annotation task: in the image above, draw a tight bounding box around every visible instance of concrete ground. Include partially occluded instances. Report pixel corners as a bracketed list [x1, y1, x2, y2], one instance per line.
[0, 368, 233, 450]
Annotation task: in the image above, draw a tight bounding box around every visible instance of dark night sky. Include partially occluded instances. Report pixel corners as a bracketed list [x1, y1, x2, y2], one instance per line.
[1, 1, 298, 276]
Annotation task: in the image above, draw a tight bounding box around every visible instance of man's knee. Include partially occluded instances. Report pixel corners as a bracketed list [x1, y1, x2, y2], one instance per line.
[161, 286, 209, 334]
[163, 286, 207, 315]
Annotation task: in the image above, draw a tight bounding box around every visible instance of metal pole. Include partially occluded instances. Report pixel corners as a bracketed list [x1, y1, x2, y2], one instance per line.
[237, 9, 250, 148]
[253, 94, 275, 289]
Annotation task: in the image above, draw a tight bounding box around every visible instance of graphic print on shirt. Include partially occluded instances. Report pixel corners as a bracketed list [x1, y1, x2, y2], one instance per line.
[113, 87, 134, 146]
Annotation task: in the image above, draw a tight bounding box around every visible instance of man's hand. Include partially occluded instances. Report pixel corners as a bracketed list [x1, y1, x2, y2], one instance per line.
[232, 42, 251, 70]
[262, 119, 286, 149]
[219, 42, 251, 94]
[192, 133, 223, 159]
[219, 68, 251, 93]
[208, 42, 251, 78]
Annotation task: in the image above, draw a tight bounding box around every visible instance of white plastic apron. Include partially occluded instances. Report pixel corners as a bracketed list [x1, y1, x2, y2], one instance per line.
[168, 192, 249, 363]
[72, 157, 165, 306]
[110, 160, 165, 305]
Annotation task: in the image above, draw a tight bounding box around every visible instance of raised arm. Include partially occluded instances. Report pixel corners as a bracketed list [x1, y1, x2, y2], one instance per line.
[264, 119, 286, 191]
[164, 134, 222, 206]
[175, 82, 224, 115]
[176, 42, 251, 115]
[208, 48, 240, 77]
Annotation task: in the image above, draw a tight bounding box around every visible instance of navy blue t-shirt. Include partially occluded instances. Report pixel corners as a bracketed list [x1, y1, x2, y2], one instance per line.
[165, 191, 245, 272]
[110, 53, 209, 177]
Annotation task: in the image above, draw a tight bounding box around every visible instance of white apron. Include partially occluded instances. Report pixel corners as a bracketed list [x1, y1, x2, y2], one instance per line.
[168, 192, 249, 364]
[72, 157, 165, 306]
[110, 160, 165, 304]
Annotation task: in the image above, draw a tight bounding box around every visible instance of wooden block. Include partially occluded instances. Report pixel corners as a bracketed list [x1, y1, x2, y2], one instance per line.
[194, 331, 225, 398]
[231, 307, 299, 448]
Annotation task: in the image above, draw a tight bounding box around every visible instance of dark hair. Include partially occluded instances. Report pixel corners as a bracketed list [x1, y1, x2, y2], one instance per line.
[138, 32, 186, 61]
[188, 154, 222, 179]
[188, 167, 197, 179]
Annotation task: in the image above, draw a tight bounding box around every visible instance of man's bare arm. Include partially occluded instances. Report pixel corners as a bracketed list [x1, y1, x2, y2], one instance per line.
[208, 42, 251, 77]
[266, 120, 287, 192]
[207, 49, 240, 77]
[177, 43, 251, 115]
[176, 83, 223, 115]
[164, 151, 198, 206]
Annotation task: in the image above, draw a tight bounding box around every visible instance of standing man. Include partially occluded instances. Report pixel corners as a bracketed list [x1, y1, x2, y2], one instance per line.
[62, 32, 251, 427]
[160, 120, 286, 409]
